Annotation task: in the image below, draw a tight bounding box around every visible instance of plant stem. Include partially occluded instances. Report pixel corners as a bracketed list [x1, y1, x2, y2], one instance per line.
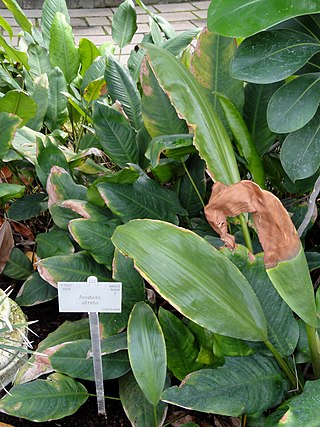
[264, 340, 300, 389]
[239, 214, 253, 253]
[182, 161, 205, 208]
[306, 323, 320, 379]
[153, 404, 157, 427]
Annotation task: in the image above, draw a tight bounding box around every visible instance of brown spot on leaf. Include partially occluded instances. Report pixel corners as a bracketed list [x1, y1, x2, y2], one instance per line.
[46, 166, 67, 208]
[0, 220, 14, 273]
[204, 181, 301, 268]
[61, 200, 90, 219]
[140, 58, 153, 97]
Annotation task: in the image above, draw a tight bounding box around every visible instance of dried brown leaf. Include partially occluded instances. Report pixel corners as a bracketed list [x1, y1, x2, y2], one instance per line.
[0, 220, 14, 273]
[11, 221, 34, 241]
[204, 180, 300, 268]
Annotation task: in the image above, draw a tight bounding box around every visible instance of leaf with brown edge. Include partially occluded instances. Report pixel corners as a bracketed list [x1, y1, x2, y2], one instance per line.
[204, 180, 317, 327]
[0, 220, 14, 273]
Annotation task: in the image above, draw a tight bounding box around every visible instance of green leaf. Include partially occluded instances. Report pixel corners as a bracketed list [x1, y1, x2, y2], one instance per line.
[36, 229, 74, 258]
[0, 90, 37, 127]
[0, 15, 13, 39]
[36, 138, 70, 187]
[16, 272, 57, 306]
[28, 44, 52, 79]
[37, 251, 111, 287]
[217, 93, 265, 187]
[8, 193, 47, 221]
[44, 67, 69, 131]
[159, 307, 202, 380]
[49, 13, 80, 84]
[213, 334, 254, 358]
[26, 74, 49, 131]
[273, 379, 320, 426]
[280, 113, 320, 182]
[163, 28, 200, 56]
[145, 43, 240, 185]
[50, 339, 130, 381]
[97, 166, 186, 224]
[2, 247, 33, 280]
[101, 331, 127, 354]
[0, 34, 29, 70]
[112, 0, 137, 48]
[306, 252, 320, 272]
[83, 77, 106, 103]
[93, 100, 139, 167]
[105, 55, 142, 130]
[243, 82, 281, 156]
[1, 0, 32, 34]
[119, 371, 168, 427]
[0, 373, 88, 422]
[0, 64, 20, 90]
[112, 220, 268, 341]
[0, 183, 25, 204]
[81, 56, 106, 93]
[11, 127, 44, 164]
[0, 112, 21, 159]
[128, 302, 167, 405]
[141, 61, 188, 138]
[267, 73, 320, 133]
[47, 166, 87, 206]
[162, 354, 288, 416]
[145, 134, 194, 167]
[207, 0, 320, 37]
[41, 0, 70, 47]
[231, 30, 320, 84]
[79, 38, 100, 77]
[69, 219, 116, 269]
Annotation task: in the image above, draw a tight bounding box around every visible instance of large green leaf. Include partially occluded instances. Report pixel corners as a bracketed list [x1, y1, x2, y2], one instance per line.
[0, 112, 21, 159]
[0, 15, 13, 40]
[92, 100, 139, 167]
[28, 45, 52, 79]
[145, 44, 240, 185]
[145, 134, 194, 168]
[97, 167, 186, 224]
[267, 73, 320, 133]
[163, 29, 200, 56]
[112, 220, 268, 341]
[0, 90, 37, 127]
[243, 82, 281, 156]
[8, 193, 48, 221]
[49, 13, 80, 84]
[2, 247, 32, 280]
[0, 183, 25, 204]
[44, 67, 69, 131]
[16, 272, 57, 306]
[159, 308, 202, 380]
[207, 0, 320, 37]
[26, 74, 49, 131]
[128, 302, 167, 405]
[280, 113, 320, 182]
[231, 30, 320, 84]
[119, 371, 168, 427]
[1, 0, 32, 33]
[36, 139, 69, 188]
[105, 55, 142, 130]
[162, 354, 289, 416]
[36, 229, 74, 259]
[141, 61, 188, 138]
[0, 373, 88, 422]
[11, 126, 44, 164]
[37, 251, 111, 287]
[79, 38, 100, 77]
[0, 64, 20, 90]
[0, 34, 29, 70]
[41, 0, 70, 47]
[81, 56, 106, 93]
[112, 0, 137, 48]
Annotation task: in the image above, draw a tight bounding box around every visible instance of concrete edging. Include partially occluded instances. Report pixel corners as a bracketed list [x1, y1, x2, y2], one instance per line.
[0, 0, 186, 8]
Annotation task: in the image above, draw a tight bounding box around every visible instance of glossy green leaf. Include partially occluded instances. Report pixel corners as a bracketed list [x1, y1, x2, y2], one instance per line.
[69, 219, 116, 269]
[217, 93, 265, 187]
[267, 73, 320, 133]
[101, 331, 127, 354]
[207, 0, 320, 37]
[243, 82, 281, 156]
[8, 193, 47, 221]
[159, 308, 202, 380]
[49, 13, 80, 84]
[163, 28, 200, 56]
[0, 64, 20, 90]
[0, 34, 29, 70]
[145, 44, 240, 184]
[11, 127, 44, 164]
[81, 56, 106, 93]
[0, 183, 25, 204]
[128, 302, 167, 405]
[97, 167, 186, 224]
[231, 30, 320, 84]
[99, 250, 145, 338]
[280, 113, 320, 182]
[213, 334, 254, 358]
[141, 61, 188, 138]
[44, 67, 69, 131]
[0, 16, 13, 40]
[47, 166, 87, 206]
[112, 0, 137, 48]
[16, 272, 57, 306]
[36, 229, 74, 259]
[26, 74, 49, 131]
[79, 38, 100, 77]
[0, 90, 37, 127]
[162, 354, 288, 416]
[0, 373, 88, 422]
[41, 0, 70, 46]
[83, 77, 105, 103]
[119, 371, 168, 427]
[306, 252, 320, 272]
[112, 220, 268, 341]
[36, 138, 70, 187]
[0, 112, 21, 159]
[37, 251, 111, 287]
[50, 339, 130, 380]
[1, 0, 32, 34]
[2, 248, 33, 280]
[92, 100, 139, 167]
[145, 134, 194, 167]
[28, 44, 52, 79]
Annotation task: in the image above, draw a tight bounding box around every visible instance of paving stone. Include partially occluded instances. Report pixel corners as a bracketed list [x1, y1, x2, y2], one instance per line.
[192, 9, 207, 19]
[137, 13, 151, 23]
[102, 25, 112, 35]
[191, 1, 211, 10]
[191, 18, 206, 28]
[70, 17, 88, 26]
[73, 26, 105, 36]
[24, 9, 43, 18]
[114, 44, 136, 55]
[85, 16, 110, 26]
[136, 23, 150, 33]
[153, 3, 197, 12]
[75, 34, 112, 46]
[171, 20, 197, 31]
[69, 8, 114, 17]
[159, 11, 196, 21]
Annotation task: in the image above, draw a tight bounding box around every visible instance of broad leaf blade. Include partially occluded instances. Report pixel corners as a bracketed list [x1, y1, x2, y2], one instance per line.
[0, 90, 37, 127]
[0, 183, 25, 204]
[36, 229, 74, 258]
[16, 272, 57, 306]
[112, 219, 268, 341]
[1, 0, 32, 34]
[41, 0, 70, 46]
[28, 44, 53, 79]
[112, 0, 137, 48]
[8, 193, 47, 221]
[0, 112, 21, 159]
[0, 34, 29, 70]
[26, 74, 49, 131]
[79, 38, 100, 77]
[44, 67, 69, 131]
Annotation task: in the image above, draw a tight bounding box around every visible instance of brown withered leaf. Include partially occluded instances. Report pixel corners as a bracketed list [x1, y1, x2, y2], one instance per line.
[11, 220, 35, 241]
[0, 423, 16, 427]
[0, 220, 14, 273]
[204, 180, 300, 268]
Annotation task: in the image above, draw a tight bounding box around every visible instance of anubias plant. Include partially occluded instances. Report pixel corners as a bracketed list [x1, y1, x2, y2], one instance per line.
[0, 0, 320, 426]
